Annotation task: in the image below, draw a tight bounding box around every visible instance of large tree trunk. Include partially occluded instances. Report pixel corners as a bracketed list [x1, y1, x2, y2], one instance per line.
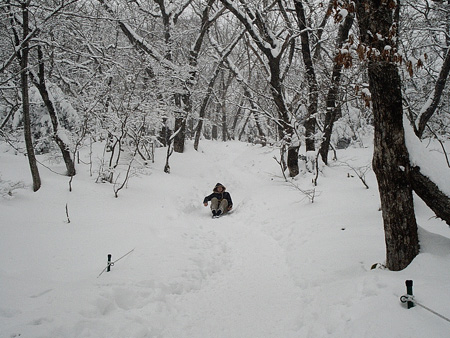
[20, 3, 41, 192]
[357, 0, 419, 271]
[369, 62, 419, 271]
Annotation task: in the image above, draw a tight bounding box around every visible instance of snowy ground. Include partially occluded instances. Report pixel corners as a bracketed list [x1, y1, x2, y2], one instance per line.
[1, 139, 449, 338]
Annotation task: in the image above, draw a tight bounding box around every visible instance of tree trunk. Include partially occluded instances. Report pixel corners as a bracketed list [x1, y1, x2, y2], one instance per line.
[252, 112, 266, 146]
[20, 3, 41, 192]
[319, 10, 354, 164]
[295, 0, 318, 152]
[30, 46, 76, 176]
[221, 101, 227, 142]
[287, 147, 300, 177]
[173, 114, 186, 153]
[212, 125, 218, 140]
[268, 60, 299, 177]
[194, 62, 222, 150]
[220, 70, 233, 142]
[369, 61, 419, 271]
[356, 0, 419, 270]
[239, 83, 266, 145]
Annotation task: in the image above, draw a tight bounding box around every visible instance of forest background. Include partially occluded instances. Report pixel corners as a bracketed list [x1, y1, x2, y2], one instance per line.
[1, 0, 450, 272]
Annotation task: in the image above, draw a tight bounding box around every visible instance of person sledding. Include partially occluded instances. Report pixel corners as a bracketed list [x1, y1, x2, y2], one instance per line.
[203, 183, 233, 218]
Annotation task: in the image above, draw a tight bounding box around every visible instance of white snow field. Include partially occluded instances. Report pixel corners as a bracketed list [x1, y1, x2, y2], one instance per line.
[1, 139, 449, 338]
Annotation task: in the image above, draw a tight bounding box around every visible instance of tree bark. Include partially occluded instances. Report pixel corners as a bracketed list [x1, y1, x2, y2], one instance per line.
[220, 73, 230, 142]
[212, 124, 218, 140]
[294, 0, 318, 152]
[266, 58, 299, 176]
[369, 61, 419, 271]
[319, 9, 354, 164]
[173, 113, 186, 153]
[356, 0, 419, 270]
[20, 2, 41, 192]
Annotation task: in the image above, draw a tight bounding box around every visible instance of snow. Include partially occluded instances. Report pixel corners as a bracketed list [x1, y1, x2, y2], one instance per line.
[56, 128, 71, 147]
[1, 139, 449, 337]
[361, 87, 371, 98]
[336, 8, 349, 21]
[404, 117, 450, 197]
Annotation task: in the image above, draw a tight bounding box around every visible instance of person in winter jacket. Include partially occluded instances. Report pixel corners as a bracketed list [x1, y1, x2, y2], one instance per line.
[203, 183, 233, 217]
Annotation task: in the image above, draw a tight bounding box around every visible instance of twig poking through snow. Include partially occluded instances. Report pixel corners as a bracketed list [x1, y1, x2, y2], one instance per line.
[289, 181, 317, 203]
[273, 155, 288, 182]
[65, 203, 70, 223]
[338, 161, 371, 189]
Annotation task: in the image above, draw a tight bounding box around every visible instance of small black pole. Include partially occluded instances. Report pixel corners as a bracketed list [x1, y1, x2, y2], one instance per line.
[107, 254, 112, 272]
[405, 280, 414, 309]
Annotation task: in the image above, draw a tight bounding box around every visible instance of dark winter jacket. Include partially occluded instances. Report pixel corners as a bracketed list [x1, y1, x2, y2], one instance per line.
[203, 183, 233, 207]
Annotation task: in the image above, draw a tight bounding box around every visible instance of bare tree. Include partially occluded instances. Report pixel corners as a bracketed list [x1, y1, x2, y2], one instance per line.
[319, 3, 355, 164]
[29, 46, 76, 176]
[219, 0, 300, 176]
[18, 1, 41, 191]
[294, 0, 319, 153]
[401, 0, 450, 139]
[98, 0, 222, 155]
[193, 28, 245, 150]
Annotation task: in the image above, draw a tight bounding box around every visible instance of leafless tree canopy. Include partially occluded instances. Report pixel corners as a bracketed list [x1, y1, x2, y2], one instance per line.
[1, 0, 449, 270]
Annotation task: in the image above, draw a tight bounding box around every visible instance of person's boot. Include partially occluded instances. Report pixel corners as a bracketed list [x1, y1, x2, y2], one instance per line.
[216, 209, 222, 217]
[212, 210, 217, 217]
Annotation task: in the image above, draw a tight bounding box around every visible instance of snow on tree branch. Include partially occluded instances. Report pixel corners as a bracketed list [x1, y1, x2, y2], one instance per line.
[97, 0, 178, 71]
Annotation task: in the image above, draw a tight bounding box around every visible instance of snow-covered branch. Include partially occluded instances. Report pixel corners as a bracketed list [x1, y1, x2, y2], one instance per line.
[219, 0, 274, 57]
[1, 0, 79, 73]
[97, 0, 177, 71]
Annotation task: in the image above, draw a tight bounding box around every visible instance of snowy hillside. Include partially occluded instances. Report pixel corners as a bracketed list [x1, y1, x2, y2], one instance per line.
[1, 140, 449, 337]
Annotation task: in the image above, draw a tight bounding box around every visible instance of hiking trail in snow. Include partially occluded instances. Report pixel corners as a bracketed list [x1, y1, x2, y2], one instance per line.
[1, 140, 449, 338]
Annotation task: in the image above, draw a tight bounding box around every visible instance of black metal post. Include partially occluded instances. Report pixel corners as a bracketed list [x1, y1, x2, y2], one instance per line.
[107, 254, 112, 272]
[406, 280, 414, 309]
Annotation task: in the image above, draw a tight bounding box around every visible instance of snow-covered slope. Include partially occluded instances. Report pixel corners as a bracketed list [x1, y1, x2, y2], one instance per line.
[1, 140, 449, 337]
